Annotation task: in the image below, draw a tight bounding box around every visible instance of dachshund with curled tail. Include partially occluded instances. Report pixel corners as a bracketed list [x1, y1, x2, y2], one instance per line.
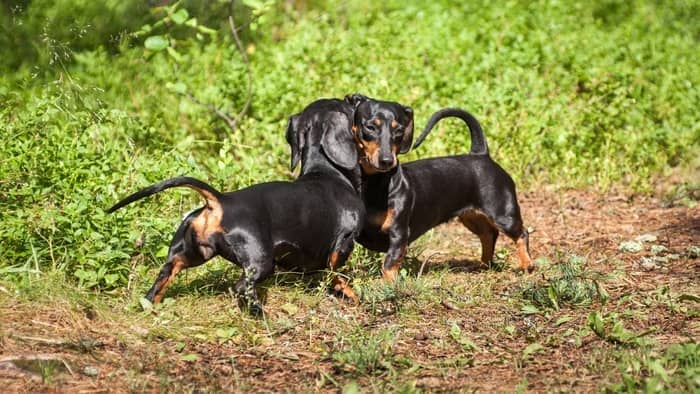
[345, 100, 535, 280]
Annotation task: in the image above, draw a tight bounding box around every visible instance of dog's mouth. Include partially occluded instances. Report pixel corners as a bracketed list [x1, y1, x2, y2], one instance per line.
[360, 157, 395, 174]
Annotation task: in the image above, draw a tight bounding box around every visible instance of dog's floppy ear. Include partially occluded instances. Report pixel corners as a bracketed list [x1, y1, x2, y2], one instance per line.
[399, 105, 414, 154]
[344, 93, 369, 109]
[285, 114, 304, 171]
[321, 113, 357, 170]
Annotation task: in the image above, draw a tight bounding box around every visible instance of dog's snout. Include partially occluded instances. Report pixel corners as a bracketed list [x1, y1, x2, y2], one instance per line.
[378, 154, 394, 168]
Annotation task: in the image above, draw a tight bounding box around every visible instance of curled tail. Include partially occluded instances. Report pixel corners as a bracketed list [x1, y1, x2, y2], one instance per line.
[412, 108, 489, 155]
[107, 176, 223, 213]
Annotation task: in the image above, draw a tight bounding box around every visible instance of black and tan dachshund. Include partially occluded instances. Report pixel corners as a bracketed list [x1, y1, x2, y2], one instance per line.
[108, 98, 366, 315]
[346, 102, 535, 281]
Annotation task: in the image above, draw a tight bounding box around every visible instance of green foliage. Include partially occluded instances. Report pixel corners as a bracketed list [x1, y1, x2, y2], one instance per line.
[587, 311, 649, 346]
[519, 254, 609, 310]
[330, 327, 396, 377]
[612, 342, 699, 392]
[1, 0, 698, 293]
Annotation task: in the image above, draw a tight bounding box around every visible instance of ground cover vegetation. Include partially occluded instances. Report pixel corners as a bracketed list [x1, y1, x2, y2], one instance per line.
[1, 0, 698, 391]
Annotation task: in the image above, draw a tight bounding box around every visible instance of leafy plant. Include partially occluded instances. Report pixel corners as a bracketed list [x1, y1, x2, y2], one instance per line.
[613, 342, 699, 392]
[519, 254, 609, 311]
[331, 327, 396, 377]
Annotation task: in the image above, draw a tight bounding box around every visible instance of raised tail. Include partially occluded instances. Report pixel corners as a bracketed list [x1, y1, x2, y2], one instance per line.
[107, 176, 224, 213]
[412, 108, 489, 155]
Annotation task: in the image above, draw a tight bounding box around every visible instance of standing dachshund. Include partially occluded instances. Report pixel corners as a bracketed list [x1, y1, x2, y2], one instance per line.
[348, 102, 535, 281]
[108, 98, 365, 315]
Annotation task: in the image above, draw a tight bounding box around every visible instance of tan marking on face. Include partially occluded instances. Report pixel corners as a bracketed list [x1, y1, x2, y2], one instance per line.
[390, 120, 398, 129]
[357, 140, 381, 174]
[332, 275, 359, 304]
[152, 256, 186, 304]
[373, 118, 382, 127]
[360, 160, 378, 175]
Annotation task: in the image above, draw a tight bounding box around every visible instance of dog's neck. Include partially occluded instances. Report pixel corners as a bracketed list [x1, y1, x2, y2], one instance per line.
[299, 147, 361, 193]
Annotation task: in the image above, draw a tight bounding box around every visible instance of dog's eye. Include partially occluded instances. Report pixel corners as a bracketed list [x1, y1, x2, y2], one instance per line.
[362, 128, 376, 141]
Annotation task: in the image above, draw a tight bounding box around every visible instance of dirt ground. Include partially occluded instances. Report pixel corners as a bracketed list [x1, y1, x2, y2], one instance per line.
[1, 189, 698, 392]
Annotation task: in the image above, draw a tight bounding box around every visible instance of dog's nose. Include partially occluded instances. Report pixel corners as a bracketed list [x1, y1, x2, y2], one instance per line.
[378, 155, 394, 168]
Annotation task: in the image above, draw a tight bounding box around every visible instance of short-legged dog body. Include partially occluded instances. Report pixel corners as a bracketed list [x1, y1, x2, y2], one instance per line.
[353, 108, 534, 280]
[108, 99, 364, 314]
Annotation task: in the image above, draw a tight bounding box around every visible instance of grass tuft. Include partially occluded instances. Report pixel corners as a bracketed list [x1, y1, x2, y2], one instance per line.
[519, 254, 609, 311]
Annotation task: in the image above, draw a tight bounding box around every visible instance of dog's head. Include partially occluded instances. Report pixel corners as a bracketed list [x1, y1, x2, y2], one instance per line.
[286, 98, 358, 174]
[345, 94, 414, 174]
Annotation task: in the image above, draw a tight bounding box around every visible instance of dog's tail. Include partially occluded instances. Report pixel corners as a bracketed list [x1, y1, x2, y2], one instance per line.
[107, 176, 224, 213]
[412, 108, 488, 155]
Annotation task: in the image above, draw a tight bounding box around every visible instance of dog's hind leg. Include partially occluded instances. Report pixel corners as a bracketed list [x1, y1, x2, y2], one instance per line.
[493, 213, 535, 273]
[233, 260, 274, 316]
[145, 219, 210, 304]
[328, 236, 359, 304]
[146, 253, 198, 304]
[459, 210, 499, 268]
[229, 233, 275, 316]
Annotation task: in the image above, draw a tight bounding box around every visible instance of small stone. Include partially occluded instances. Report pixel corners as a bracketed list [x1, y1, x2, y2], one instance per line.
[650, 245, 668, 255]
[619, 241, 643, 253]
[640, 257, 657, 271]
[415, 332, 432, 341]
[83, 366, 99, 377]
[653, 256, 668, 264]
[635, 234, 658, 243]
[687, 246, 700, 259]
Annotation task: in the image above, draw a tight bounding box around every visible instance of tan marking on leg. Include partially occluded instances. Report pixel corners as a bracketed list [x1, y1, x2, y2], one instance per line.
[328, 251, 340, 270]
[380, 208, 395, 233]
[516, 237, 534, 272]
[382, 265, 400, 282]
[368, 208, 395, 233]
[332, 276, 359, 304]
[152, 257, 186, 304]
[477, 231, 496, 266]
[459, 210, 498, 266]
[382, 245, 406, 282]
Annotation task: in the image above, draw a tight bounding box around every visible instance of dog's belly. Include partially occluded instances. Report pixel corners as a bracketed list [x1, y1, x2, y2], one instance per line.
[273, 242, 325, 271]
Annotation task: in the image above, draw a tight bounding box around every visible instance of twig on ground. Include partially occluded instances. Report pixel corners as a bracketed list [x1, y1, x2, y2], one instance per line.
[14, 335, 67, 345]
[417, 251, 443, 279]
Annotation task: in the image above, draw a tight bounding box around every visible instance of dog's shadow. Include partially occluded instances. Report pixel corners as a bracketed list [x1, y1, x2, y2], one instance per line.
[159, 265, 330, 306]
[401, 254, 505, 277]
